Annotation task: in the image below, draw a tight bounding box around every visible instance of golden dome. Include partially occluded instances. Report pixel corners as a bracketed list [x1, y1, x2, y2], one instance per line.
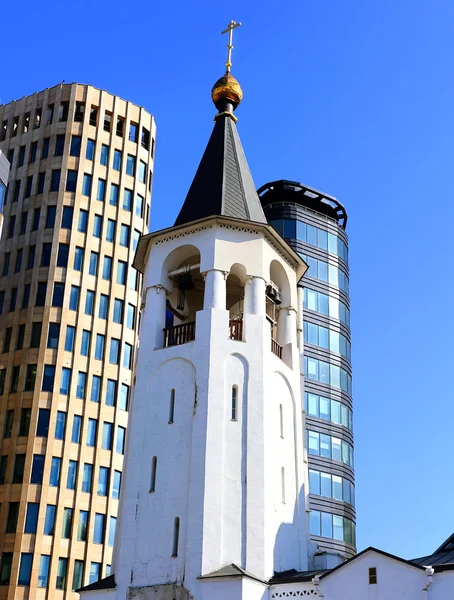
[211, 72, 243, 109]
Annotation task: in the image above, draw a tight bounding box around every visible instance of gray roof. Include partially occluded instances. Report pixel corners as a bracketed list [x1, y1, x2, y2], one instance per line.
[174, 112, 267, 226]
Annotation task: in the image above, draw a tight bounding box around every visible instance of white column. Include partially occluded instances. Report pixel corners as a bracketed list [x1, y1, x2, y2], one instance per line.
[203, 269, 227, 310]
[278, 306, 297, 346]
[245, 276, 266, 316]
[143, 284, 169, 349]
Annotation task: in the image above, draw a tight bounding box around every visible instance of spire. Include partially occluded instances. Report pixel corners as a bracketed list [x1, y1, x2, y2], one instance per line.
[174, 22, 267, 227]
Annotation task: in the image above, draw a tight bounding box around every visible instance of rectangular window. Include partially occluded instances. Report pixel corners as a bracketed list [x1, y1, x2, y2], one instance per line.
[117, 260, 127, 284]
[120, 224, 130, 246]
[36, 408, 50, 437]
[30, 141, 38, 162]
[74, 246, 84, 271]
[82, 173, 92, 196]
[25, 175, 33, 198]
[18, 553, 33, 586]
[99, 294, 108, 318]
[42, 137, 50, 158]
[110, 183, 119, 205]
[30, 322, 42, 347]
[106, 219, 115, 242]
[89, 251, 99, 275]
[0, 553, 13, 585]
[13, 181, 21, 203]
[113, 470, 121, 500]
[78, 209, 88, 232]
[97, 178, 106, 201]
[76, 372, 87, 399]
[138, 160, 146, 182]
[95, 334, 105, 360]
[93, 513, 105, 543]
[77, 510, 88, 541]
[90, 105, 98, 126]
[113, 149, 122, 170]
[58, 102, 69, 122]
[89, 562, 101, 585]
[41, 242, 52, 266]
[104, 111, 112, 132]
[129, 122, 138, 142]
[119, 384, 129, 411]
[44, 504, 56, 535]
[126, 303, 136, 329]
[19, 408, 31, 436]
[67, 461, 77, 490]
[106, 379, 117, 406]
[91, 375, 101, 402]
[6, 502, 19, 533]
[108, 516, 117, 546]
[57, 243, 69, 267]
[52, 282, 65, 307]
[70, 135, 81, 156]
[33, 207, 41, 230]
[49, 456, 61, 486]
[109, 338, 120, 364]
[62, 206, 73, 228]
[62, 507, 73, 538]
[136, 194, 144, 218]
[16, 324, 25, 349]
[100, 144, 109, 165]
[36, 282, 47, 307]
[3, 328, 12, 353]
[116, 426, 126, 454]
[85, 290, 95, 315]
[133, 229, 141, 251]
[56, 557, 68, 590]
[37, 172, 45, 194]
[124, 343, 133, 369]
[69, 285, 80, 310]
[116, 116, 124, 136]
[0, 455, 7, 484]
[18, 145, 26, 166]
[72, 560, 84, 591]
[102, 422, 113, 450]
[20, 212, 28, 234]
[55, 411, 66, 440]
[50, 170, 61, 192]
[126, 154, 136, 176]
[8, 215, 15, 237]
[113, 298, 123, 323]
[93, 214, 102, 237]
[24, 365, 37, 392]
[123, 188, 133, 211]
[60, 367, 71, 395]
[2, 253, 10, 276]
[3, 409, 13, 437]
[72, 415, 82, 444]
[82, 464, 92, 493]
[13, 454, 26, 483]
[65, 325, 75, 351]
[103, 256, 112, 280]
[98, 466, 109, 496]
[28, 246, 36, 270]
[87, 418, 97, 446]
[10, 365, 19, 392]
[9, 288, 17, 312]
[42, 364, 55, 392]
[38, 555, 51, 588]
[66, 170, 77, 192]
[86, 139, 95, 160]
[22, 284, 31, 309]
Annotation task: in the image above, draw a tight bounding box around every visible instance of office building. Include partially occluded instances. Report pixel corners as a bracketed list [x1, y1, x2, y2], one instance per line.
[0, 83, 155, 597]
[259, 180, 355, 558]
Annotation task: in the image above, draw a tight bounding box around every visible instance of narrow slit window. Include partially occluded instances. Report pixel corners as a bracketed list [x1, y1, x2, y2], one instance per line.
[279, 404, 284, 438]
[150, 456, 157, 493]
[172, 517, 180, 557]
[281, 467, 286, 504]
[231, 386, 238, 421]
[168, 389, 175, 424]
[369, 567, 377, 584]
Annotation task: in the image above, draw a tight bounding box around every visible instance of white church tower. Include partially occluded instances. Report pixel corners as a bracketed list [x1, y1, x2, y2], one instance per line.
[79, 23, 310, 600]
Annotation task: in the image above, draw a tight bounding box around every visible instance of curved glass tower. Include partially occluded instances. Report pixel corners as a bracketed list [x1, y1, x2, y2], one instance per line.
[258, 180, 355, 558]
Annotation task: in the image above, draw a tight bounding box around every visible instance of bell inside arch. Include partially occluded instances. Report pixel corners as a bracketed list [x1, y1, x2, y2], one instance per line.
[177, 268, 195, 310]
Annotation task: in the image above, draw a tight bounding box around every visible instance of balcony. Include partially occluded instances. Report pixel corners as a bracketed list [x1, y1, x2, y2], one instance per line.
[271, 338, 283, 359]
[163, 322, 196, 348]
[229, 319, 243, 341]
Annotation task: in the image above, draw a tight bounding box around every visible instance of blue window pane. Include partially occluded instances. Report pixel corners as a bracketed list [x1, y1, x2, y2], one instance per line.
[102, 422, 113, 450]
[112, 471, 121, 499]
[138, 160, 146, 183]
[76, 372, 86, 399]
[97, 179, 106, 202]
[119, 224, 130, 247]
[108, 516, 116, 546]
[106, 220, 115, 242]
[321, 512, 333, 538]
[109, 339, 120, 364]
[98, 466, 109, 496]
[18, 553, 33, 585]
[55, 411, 66, 439]
[38, 555, 51, 588]
[100, 144, 109, 165]
[126, 154, 135, 176]
[89, 562, 101, 584]
[99, 295, 108, 318]
[72, 415, 82, 443]
[82, 174, 92, 196]
[43, 505, 56, 535]
[91, 375, 101, 402]
[69, 286, 80, 311]
[87, 419, 97, 446]
[95, 335, 105, 360]
[119, 384, 129, 411]
[82, 464, 92, 493]
[106, 379, 116, 406]
[65, 326, 75, 351]
[78, 210, 88, 233]
[116, 426, 125, 454]
[113, 150, 122, 171]
[123, 188, 132, 210]
[49, 457, 61, 486]
[60, 367, 71, 395]
[93, 514, 105, 543]
[283, 219, 296, 238]
[113, 299, 123, 323]
[93, 215, 102, 237]
[86, 140, 95, 161]
[42, 365, 55, 392]
[110, 183, 118, 206]
[310, 510, 321, 536]
[103, 257, 112, 280]
[85, 290, 95, 315]
[67, 460, 77, 489]
[309, 470, 321, 495]
[81, 330, 90, 356]
[117, 261, 126, 284]
[24, 502, 39, 533]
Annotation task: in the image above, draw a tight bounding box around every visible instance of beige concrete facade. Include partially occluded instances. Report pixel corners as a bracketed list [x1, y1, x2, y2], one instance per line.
[0, 83, 155, 598]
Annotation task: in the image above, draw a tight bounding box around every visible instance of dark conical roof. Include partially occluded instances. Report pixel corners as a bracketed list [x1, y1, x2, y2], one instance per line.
[174, 102, 267, 227]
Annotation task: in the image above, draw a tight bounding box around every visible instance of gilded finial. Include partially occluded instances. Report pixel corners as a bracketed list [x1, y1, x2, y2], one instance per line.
[211, 20, 244, 114]
[222, 20, 241, 73]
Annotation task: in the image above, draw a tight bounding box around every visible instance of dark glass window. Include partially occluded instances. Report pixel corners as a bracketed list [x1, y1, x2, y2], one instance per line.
[27, 246, 36, 269]
[106, 379, 116, 406]
[10, 366, 20, 392]
[126, 154, 135, 176]
[123, 189, 132, 211]
[67, 462, 77, 489]
[93, 214, 102, 237]
[7, 215, 15, 238]
[49, 457, 61, 486]
[110, 183, 118, 205]
[24, 365, 37, 392]
[18, 553, 33, 586]
[66, 170, 77, 192]
[19, 408, 31, 435]
[47, 323, 60, 349]
[36, 282, 47, 306]
[37, 172, 45, 194]
[0, 553, 13, 585]
[100, 144, 109, 165]
[65, 325, 75, 351]
[25, 176, 33, 198]
[30, 322, 42, 347]
[2, 252, 10, 275]
[42, 137, 50, 158]
[55, 134, 65, 156]
[52, 282, 65, 307]
[70, 135, 81, 156]
[42, 365, 55, 392]
[36, 409, 50, 437]
[78, 209, 88, 232]
[16, 324, 25, 349]
[15, 249, 23, 273]
[69, 286, 80, 310]
[3, 328, 12, 353]
[57, 243, 69, 267]
[43, 504, 56, 534]
[9, 287, 17, 312]
[24, 502, 39, 533]
[41, 242, 52, 267]
[72, 416, 82, 443]
[46, 205, 56, 228]
[55, 411, 66, 440]
[50, 170, 61, 192]
[62, 206, 73, 228]
[20, 212, 27, 234]
[99, 294, 108, 318]
[86, 139, 95, 160]
[103, 256, 112, 280]
[32, 208, 41, 230]
[30, 141, 38, 163]
[13, 454, 26, 483]
[6, 502, 19, 532]
[82, 173, 92, 196]
[18, 145, 25, 166]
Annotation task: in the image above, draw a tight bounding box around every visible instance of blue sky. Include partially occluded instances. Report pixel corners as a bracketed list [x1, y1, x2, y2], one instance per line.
[2, 0, 454, 559]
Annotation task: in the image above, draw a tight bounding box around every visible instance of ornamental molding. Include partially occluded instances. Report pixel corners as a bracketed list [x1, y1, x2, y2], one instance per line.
[271, 589, 317, 597]
[154, 225, 213, 245]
